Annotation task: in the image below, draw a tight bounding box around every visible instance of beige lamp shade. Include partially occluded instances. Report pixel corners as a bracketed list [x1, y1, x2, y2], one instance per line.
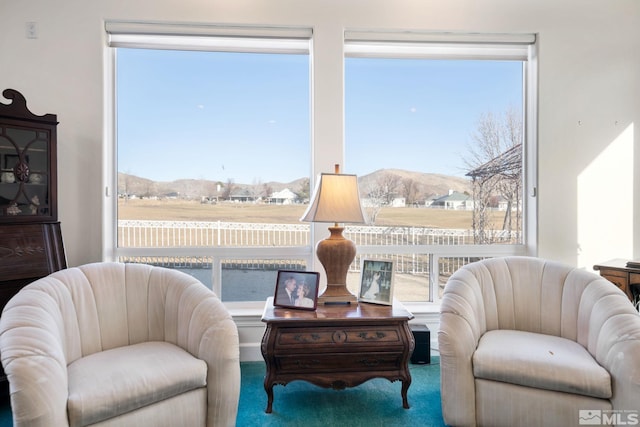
[300, 173, 366, 224]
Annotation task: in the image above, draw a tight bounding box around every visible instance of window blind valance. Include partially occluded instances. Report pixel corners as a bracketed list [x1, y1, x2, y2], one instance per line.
[344, 30, 536, 60]
[105, 21, 312, 54]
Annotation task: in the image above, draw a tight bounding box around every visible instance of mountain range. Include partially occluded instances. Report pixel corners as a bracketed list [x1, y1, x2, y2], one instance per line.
[117, 169, 472, 201]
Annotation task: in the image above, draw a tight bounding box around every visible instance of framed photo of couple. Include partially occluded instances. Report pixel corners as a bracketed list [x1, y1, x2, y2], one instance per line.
[358, 259, 394, 305]
[273, 270, 320, 311]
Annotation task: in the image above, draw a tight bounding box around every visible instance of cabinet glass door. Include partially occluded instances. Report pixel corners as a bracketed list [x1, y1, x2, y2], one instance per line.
[0, 124, 52, 219]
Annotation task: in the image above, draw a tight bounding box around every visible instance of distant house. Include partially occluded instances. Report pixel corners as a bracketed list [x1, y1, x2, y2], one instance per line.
[390, 197, 406, 207]
[269, 188, 297, 205]
[229, 188, 255, 203]
[430, 190, 473, 210]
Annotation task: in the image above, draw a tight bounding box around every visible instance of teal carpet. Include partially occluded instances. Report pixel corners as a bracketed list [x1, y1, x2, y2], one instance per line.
[0, 397, 8, 427]
[0, 357, 444, 427]
[238, 358, 444, 427]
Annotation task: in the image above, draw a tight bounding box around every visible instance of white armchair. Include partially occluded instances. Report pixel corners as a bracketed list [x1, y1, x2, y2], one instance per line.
[0, 262, 240, 427]
[438, 256, 640, 427]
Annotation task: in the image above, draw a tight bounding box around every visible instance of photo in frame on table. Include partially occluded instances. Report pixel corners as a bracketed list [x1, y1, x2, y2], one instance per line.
[358, 259, 394, 305]
[273, 270, 320, 310]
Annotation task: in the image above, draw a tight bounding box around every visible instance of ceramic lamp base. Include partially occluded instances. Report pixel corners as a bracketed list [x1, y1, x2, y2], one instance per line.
[316, 225, 358, 304]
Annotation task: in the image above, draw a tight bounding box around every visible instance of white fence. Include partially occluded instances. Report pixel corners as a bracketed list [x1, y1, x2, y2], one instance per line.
[118, 220, 310, 247]
[117, 220, 492, 248]
[118, 220, 517, 276]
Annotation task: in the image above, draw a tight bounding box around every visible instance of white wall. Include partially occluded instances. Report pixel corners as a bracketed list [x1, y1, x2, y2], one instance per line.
[2, 0, 639, 360]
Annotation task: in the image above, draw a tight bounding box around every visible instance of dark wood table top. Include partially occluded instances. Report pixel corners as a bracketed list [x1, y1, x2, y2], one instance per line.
[262, 296, 414, 323]
[594, 258, 640, 273]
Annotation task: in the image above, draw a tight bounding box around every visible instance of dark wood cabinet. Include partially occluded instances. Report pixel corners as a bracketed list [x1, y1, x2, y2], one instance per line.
[0, 89, 57, 222]
[0, 89, 66, 394]
[261, 297, 414, 413]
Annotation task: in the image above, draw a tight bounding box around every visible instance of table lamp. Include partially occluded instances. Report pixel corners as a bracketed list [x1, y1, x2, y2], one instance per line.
[300, 164, 366, 304]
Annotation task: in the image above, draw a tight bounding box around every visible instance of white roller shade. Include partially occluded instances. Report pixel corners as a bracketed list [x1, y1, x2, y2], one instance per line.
[344, 30, 536, 60]
[106, 21, 312, 54]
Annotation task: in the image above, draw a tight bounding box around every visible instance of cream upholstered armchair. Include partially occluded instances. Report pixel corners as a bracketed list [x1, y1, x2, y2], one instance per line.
[0, 262, 240, 427]
[438, 256, 640, 427]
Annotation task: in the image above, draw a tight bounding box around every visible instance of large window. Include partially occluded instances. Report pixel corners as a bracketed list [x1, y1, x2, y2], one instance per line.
[106, 23, 313, 303]
[343, 31, 537, 303]
[105, 24, 537, 307]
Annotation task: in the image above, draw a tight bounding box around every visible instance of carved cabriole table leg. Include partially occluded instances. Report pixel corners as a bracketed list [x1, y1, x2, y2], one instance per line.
[264, 383, 274, 414]
[402, 379, 411, 409]
[261, 323, 275, 413]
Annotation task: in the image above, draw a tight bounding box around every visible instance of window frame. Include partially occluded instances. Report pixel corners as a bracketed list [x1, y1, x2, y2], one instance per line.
[103, 22, 315, 311]
[103, 23, 538, 312]
[343, 30, 538, 307]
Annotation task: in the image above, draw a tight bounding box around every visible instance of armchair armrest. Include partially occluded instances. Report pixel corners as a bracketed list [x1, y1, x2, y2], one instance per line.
[164, 278, 240, 427]
[438, 273, 488, 427]
[587, 292, 640, 412]
[600, 315, 640, 412]
[0, 289, 70, 427]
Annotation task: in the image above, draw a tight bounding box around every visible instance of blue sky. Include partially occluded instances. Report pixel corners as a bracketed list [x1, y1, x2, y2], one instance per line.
[117, 49, 522, 184]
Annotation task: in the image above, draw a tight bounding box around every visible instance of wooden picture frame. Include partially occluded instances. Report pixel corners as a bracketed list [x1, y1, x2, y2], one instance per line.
[358, 259, 394, 305]
[273, 270, 320, 310]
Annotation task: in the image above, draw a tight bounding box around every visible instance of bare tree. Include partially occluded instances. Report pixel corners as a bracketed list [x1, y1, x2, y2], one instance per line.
[465, 107, 523, 244]
[401, 178, 420, 206]
[361, 172, 401, 224]
[118, 171, 133, 201]
[262, 183, 273, 202]
[295, 178, 310, 203]
[251, 178, 263, 203]
[376, 173, 401, 205]
[202, 181, 221, 203]
[142, 181, 155, 199]
[221, 178, 235, 201]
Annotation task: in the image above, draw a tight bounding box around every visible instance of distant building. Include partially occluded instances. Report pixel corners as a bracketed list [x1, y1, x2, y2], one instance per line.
[268, 188, 297, 205]
[229, 188, 255, 203]
[430, 190, 473, 210]
[390, 197, 406, 207]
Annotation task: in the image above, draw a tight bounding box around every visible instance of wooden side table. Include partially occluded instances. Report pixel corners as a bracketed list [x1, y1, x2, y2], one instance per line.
[593, 259, 640, 305]
[260, 297, 415, 413]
